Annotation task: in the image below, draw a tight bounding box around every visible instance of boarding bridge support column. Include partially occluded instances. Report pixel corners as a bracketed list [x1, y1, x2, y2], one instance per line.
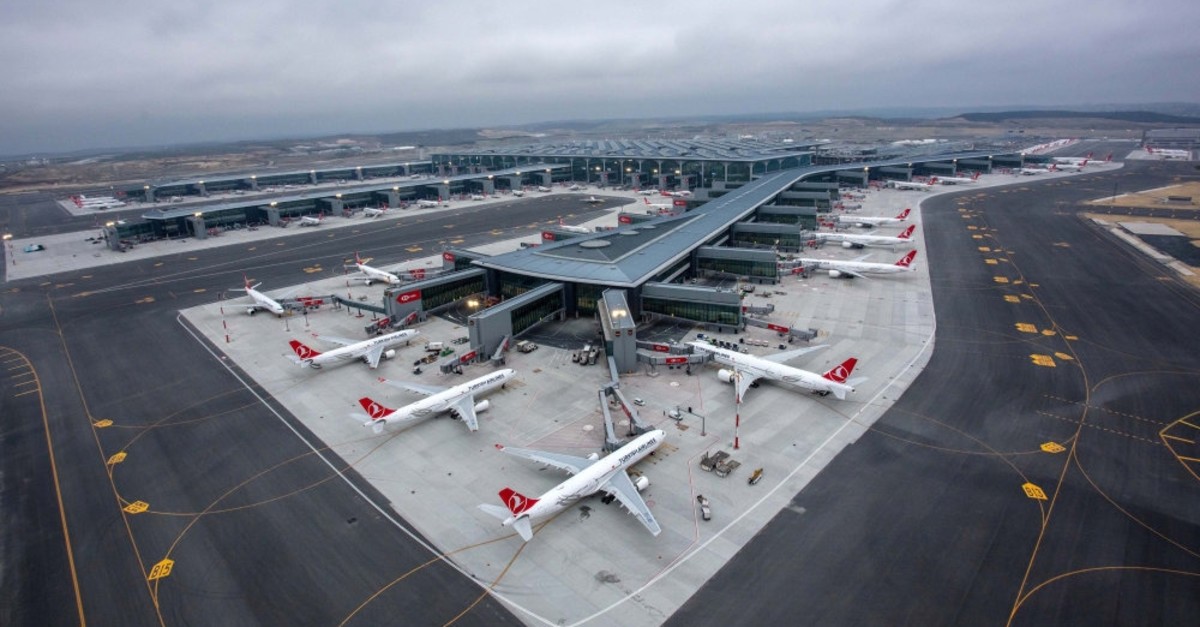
[309, 171, 319, 185]
[196, 182, 208, 197]
[355, 166, 364, 181]
[435, 184, 451, 200]
[507, 176, 523, 191]
[248, 176, 260, 191]
[480, 179, 495, 195]
[386, 190, 402, 208]
[187, 216, 207, 239]
[538, 172, 553, 188]
[143, 187, 156, 202]
[629, 173, 642, 189]
[265, 206, 282, 226]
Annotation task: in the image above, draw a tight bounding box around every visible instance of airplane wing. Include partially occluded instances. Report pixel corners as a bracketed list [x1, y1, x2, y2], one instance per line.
[762, 344, 828, 364]
[364, 345, 386, 369]
[601, 471, 661, 536]
[379, 378, 447, 397]
[500, 447, 592, 475]
[735, 370, 758, 402]
[449, 396, 480, 432]
[830, 267, 869, 280]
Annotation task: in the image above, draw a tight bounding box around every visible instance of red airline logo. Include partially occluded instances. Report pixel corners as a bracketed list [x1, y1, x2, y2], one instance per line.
[396, 289, 421, 304]
[542, 231, 555, 240]
[442, 252, 456, 262]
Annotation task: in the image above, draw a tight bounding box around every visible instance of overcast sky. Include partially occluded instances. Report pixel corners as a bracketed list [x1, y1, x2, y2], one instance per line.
[2, 0, 1198, 155]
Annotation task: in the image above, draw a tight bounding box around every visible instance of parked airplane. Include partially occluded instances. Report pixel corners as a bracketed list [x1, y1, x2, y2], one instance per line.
[934, 172, 981, 185]
[644, 198, 672, 212]
[346, 252, 401, 286]
[417, 199, 441, 208]
[888, 178, 936, 191]
[556, 219, 592, 234]
[537, 186, 552, 192]
[819, 224, 917, 250]
[232, 276, 286, 316]
[289, 329, 419, 369]
[584, 196, 604, 204]
[479, 429, 665, 541]
[1146, 146, 1190, 160]
[73, 194, 127, 209]
[298, 213, 324, 226]
[839, 208, 910, 228]
[800, 250, 918, 279]
[1049, 162, 1084, 172]
[470, 194, 486, 201]
[1052, 152, 1093, 165]
[637, 189, 658, 196]
[688, 341, 861, 402]
[512, 189, 526, 197]
[568, 184, 582, 191]
[362, 206, 388, 218]
[356, 368, 517, 433]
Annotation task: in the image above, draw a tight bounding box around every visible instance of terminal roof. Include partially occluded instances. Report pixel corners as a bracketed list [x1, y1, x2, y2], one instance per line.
[444, 138, 818, 163]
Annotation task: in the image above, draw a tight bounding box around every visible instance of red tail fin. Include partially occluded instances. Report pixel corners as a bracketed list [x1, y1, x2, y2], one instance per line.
[929, 177, 938, 185]
[358, 397, 396, 422]
[499, 487, 538, 515]
[1104, 153, 1112, 162]
[289, 340, 322, 359]
[898, 225, 915, 239]
[355, 251, 364, 264]
[895, 250, 917, 267]
[243, 274, 253, 289]
[822, 358, 858, 383]
[972, 172, 981, 180]
[897, 208, 911, 220]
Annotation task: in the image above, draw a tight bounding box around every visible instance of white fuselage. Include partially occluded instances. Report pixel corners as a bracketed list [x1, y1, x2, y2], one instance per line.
[302, 329, 417, 368]
[935, 176, 979, 185]
[503, 430, 663, 527]
[688, 342, 853, 398]
[247, 287, 285, 315]
[839, 215, 905, 228]
[800, 257, 916, 277]
[821, 231, 916, 249]
[889, 180, 933, 191]
[417, 200, 439, 208]
[381, 369, 516, 425]
[558, 224, 591, 234]
[356, 262, 401, 285]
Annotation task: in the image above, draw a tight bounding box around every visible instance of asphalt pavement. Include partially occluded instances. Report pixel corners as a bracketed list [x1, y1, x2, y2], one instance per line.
[667, 156, 1200, 625]
[0, 195, 621, 626]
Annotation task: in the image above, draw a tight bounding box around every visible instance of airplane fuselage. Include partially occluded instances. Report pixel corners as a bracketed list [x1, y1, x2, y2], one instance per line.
[300, 329, 418, 368]
[381, 368, 516, 426]
[690, 342, 853, 398]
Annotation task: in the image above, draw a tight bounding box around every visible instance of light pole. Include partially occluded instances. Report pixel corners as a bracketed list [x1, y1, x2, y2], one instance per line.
[733, 371, 742, 449]
[2, 233, 12, 266]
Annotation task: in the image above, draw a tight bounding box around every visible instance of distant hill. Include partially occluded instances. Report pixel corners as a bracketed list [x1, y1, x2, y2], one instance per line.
[954, 110, 1200, 125]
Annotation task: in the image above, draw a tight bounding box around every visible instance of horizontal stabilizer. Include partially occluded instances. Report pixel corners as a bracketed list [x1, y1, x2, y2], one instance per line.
[513, 516, 533, 542]
[478, 503, 510, 521]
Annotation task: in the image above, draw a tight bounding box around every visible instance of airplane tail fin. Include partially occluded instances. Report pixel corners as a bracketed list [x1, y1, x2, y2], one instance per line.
[973, 172, 981, 180]
[288, 340, 322, 363]
[895, 250, 918, 268]
[929, 176, 938, 185]
[822, 357, 858, 383]
[1104, 153, 1113, 162]
[358, 397, 397, 430]
[897, 208, 911, 220]
[898, 225, 915, 240]
[499, 487, 538, 516]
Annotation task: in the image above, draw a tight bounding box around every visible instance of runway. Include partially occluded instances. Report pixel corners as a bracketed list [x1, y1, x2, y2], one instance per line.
[0, 195, 620, 625]
[667, 157, 1200, 625]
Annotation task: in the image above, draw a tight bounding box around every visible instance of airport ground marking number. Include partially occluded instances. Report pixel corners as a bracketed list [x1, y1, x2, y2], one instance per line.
[123, 501, 149, 514]
[1040, 442, 1066, 454]
[1030, 354, 1056, 368]
[148, 559, 174, 581]
[1022, 482, 1048, 500]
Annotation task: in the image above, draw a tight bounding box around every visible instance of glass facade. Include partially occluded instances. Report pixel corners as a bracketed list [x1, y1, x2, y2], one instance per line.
[512, 290, 564, 335]
[499, 272, 546, 299]
[697, 256, 777, 279]
[422, 276, 485, 310]
[732, 230, 805, 249]
[574, 283, 604, 315]
[642, 296, 740, 326]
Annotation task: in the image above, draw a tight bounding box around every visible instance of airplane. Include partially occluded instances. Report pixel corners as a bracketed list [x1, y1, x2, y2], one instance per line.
[1146, 146, 1190, 160]
[298, 213, 324, 226]
[1049, 162, 1084, 172]
[1052, 152, 1093, 165]
[537, 186, 552, 192]
[511, 189, 526, 197]
[688, 341, 862, 402]
[356, 368, 518, 433]
[666, 190, 693, 198]
[887, 178, 937, 191]
[568, 184, 582, 191]
[1018, 166, 1051, 175]
[478, 429, 665, 541]
[362, 206, 388, 218]
[73, 194, 127, 209]
[933, 172, 981, 185]
[838, 208, 910, 228]
[232, 276, 286, 316]
[584, 196, 604, 204]
[470, 194, 486, 201]
[800, 250, 918, 279]
[346, 252, 401, 286]
[556, 219, 592, 234]
[644, 198, 672, 212]
[637, 189, 658, 196]
[417, 199, 441, 208]
[818, 224, 917, 250]
[288, 329, 419, 369]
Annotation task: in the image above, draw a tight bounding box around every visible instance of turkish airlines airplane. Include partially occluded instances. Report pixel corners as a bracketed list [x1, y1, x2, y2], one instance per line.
[819, 224, 917, 250]
[417, 199, 441, 208]
[1052, 152, 1094, 165]
[839, 208, 910, 228]
[1018, 166, 1051, 175]
[1146, 146, 1190, 160]
[73, 194, 127, 209]
[537, 186, 553, 192]
[934, 172, 981, 185]
[232, 277, 286, 316]
[888, 178, 936, 191]
[479, 429, 665, 541]
[347, 252, 401, 286]
[362, 206, 388, 218]
[357, 368, 517, 433]
[637, 189, 658, 195]
[644, 197, 672, 212]
[288, 329, 418, 369]
[689, 341, 861, 402]
[800, 250, 918, 279]
[298, 213, 324, 226]
[584, 196, 604, 204]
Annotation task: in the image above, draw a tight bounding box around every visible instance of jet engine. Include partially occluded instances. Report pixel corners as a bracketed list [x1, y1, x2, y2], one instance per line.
[717, 369, 736, 383]
[842, 241, 855, 249]
[382, 349, 396, 361]
[634, 475, 651, 492]
[474, 400, 491, 413]
[587, 452, 600, 461]
[247, 308, 257, 315]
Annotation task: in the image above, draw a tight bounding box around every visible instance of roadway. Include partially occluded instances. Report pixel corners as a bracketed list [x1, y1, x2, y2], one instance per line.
[667, 155, 1200, 624]
[0, 194, 622, 625]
